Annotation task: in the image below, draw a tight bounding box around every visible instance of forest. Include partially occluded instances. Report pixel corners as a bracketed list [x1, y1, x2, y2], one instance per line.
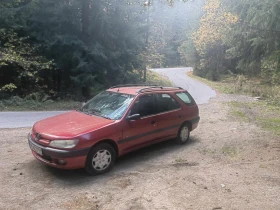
[0, 0, 279, 102]
[190, 0, 280, 85]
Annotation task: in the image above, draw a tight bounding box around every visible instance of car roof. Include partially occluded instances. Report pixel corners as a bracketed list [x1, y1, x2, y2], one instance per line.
[108, 85, 183, 95]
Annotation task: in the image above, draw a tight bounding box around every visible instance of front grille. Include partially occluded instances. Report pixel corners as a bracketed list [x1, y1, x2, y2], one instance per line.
[41, 154, 52, 162]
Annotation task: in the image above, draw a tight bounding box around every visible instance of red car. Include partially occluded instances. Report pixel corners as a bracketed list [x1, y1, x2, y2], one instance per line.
[28, 85, 199, 175]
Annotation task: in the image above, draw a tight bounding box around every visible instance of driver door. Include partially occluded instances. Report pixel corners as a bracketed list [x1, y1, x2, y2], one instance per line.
[120, 94, 158, 152]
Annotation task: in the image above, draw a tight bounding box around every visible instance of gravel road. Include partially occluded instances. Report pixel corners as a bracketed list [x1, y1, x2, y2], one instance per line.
[1, 94, 279, 210]
[0, 70, 279, 210]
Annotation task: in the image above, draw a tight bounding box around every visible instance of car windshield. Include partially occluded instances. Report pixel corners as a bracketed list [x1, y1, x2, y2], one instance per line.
[80, 91, 134, 120]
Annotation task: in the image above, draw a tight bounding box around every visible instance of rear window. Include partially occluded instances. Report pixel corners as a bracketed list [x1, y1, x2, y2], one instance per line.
[176, 92, 195, 105]
[155, 93, 180, 114]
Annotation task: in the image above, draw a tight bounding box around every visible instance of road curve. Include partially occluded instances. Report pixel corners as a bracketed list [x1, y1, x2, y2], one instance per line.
[0, 67, 215, 128]
[151, 67, 216, 105]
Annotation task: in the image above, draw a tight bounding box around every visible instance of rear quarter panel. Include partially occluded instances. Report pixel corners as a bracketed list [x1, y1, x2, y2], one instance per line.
[171, 92, 199, 131]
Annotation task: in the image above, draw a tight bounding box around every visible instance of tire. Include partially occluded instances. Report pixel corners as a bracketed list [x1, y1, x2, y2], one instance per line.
[176, 123, 190, 144]
[85, 143, 116, 175]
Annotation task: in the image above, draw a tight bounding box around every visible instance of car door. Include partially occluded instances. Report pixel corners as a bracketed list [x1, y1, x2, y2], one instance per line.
[120, 94, 158, 152]
[153, 93, 182, 140]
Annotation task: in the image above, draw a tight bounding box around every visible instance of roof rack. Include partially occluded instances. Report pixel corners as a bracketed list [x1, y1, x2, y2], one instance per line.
[138, 86, 183, 93]
[109, 84, 158, 89]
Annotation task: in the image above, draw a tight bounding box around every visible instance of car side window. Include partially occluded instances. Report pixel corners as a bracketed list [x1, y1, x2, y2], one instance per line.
[155, 93, 180, 114]
[129, 94, 155, 117]
[176, 92, 195, 105]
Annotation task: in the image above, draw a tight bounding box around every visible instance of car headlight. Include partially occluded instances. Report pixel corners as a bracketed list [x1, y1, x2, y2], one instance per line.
[49, 139, 79, 149]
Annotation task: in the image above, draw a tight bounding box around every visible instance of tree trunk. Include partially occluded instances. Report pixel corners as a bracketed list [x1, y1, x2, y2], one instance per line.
[56, 68, 61, 93]
[255, 55, 261, 75]
[81, 0, 90, 42]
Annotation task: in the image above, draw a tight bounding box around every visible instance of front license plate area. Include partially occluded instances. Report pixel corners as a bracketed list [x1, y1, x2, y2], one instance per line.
[29, 141, 43, 156]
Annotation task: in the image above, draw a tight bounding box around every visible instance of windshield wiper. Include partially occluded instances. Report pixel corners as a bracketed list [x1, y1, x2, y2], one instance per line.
[87, 109, 101, 116]
[99, 115, 112, 120]
[80, 109, 112, 120]
[88, 110, 112, 120]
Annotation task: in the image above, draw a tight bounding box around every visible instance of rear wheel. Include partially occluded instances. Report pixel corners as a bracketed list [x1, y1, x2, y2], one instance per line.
[85, 143, 116, 175]
[176, 123, 190, 144]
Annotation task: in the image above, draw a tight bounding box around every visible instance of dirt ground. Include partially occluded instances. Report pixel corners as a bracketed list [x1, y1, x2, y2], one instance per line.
[0, 93, 279, 210]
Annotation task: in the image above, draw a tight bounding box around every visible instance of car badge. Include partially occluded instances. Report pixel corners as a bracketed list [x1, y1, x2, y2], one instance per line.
[35, 133, 41, 141]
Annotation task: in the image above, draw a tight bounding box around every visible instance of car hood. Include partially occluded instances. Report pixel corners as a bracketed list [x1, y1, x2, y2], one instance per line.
[33, 111, 114, 139]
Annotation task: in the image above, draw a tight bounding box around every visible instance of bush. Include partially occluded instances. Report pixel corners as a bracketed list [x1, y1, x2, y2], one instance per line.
[24, 91, 50, 102]
[0, 83, 17, 93]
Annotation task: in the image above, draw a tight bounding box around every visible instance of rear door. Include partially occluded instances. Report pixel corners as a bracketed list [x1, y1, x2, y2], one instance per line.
[153, 93, 182, 139]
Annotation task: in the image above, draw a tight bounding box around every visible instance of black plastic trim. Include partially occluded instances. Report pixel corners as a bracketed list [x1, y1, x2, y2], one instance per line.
[118, 124, 180, 144]
[190, 116, 200, 125]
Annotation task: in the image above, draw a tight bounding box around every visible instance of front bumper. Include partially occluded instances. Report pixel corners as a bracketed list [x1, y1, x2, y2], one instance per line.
[28, 134, 90, 169]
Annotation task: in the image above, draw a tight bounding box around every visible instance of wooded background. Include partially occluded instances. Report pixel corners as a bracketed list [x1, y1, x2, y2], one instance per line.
[0, 0, 279, 101]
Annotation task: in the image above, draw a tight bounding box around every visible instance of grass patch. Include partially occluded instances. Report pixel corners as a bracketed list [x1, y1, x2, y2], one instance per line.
[259, 164, 267, 169]
[221, 146, 237, 157]
[187, 71, 235, 94]
[200, 148, 217, 155]
[228, 101, 250, 122]
[175, 157, 187, 163]
[228, 101, 280, 135]
[230, 110, 248, 120]
[258, 117, 280, 134]
[187, 71, 280, 106]
[146, 70, 173, 86]
[187, 71, 280, 135]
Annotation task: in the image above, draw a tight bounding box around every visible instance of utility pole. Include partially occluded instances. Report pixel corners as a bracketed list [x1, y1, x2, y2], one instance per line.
[144, 0, 151, 82]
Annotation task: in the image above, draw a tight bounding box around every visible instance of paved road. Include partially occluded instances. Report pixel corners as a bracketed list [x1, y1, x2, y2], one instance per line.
[151, 67, 216, 104]
[0, 67, 215, 128]
[0, 111, 67, 129]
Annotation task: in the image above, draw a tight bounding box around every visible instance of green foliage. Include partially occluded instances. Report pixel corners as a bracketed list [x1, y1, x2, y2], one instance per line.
[0, 28, 55, 96]
[0, 0, 199, 101]
[0, 0, 32, 8]
[0, 97, 81, 111]
[0, 70, 172, 111]
[144, 0, 204, 68]
[188, 0, 280, 86]
[145, 70, 173, 86]
[0, 83, 17, 92]
[0, 0, 148, 100]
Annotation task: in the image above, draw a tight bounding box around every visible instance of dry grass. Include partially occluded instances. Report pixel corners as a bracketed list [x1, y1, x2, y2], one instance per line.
[187, 71, 280, 106]
[229, 100, 280, 136]
[187, 71, 280, 135]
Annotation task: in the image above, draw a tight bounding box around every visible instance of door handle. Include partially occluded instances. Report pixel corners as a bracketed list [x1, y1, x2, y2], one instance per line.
[178, 115, 182, 118]
[151, 121, 156, 125]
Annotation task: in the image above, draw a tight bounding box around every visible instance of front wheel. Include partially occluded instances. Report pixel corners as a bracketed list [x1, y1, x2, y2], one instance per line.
[85, 143, 116, 175]
[176, 123, 190, 144]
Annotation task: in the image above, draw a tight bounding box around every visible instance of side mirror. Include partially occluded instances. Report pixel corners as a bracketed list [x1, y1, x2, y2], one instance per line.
[127, 114, 141, 121]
